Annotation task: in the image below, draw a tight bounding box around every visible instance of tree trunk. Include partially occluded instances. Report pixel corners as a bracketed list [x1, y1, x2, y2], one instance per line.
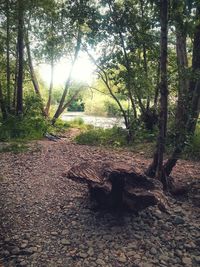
[52, 28, 81, 124]
[45, 57, 54, 116]
[163, 5, 200, 177]
[175, 30, 188, 129]
[6, 0, 11, 112]
[0, 82, 7, 120]
[187, 5, 200, 133]
[16, 0, 24, 115]
[25, 31, 46, 116]
[146, 0, 168, 188]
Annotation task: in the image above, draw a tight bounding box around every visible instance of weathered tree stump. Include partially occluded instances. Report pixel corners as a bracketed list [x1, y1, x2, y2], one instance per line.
[67, 161, 168, 213]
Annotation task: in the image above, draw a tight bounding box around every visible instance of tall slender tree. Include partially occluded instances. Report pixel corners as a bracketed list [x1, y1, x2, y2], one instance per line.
[16, 0, 24, 115]
[146, 0, 169, 188]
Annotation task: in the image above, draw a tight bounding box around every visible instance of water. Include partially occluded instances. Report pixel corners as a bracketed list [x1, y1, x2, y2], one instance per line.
[62, 112, 125, 129]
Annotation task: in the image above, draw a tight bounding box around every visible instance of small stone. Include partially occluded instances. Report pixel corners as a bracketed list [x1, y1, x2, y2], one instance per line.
[182, 257, 192, 266]
[128, 243, 138, 249]
[175, 250, 183, 257]
[118, 255, 127, 263]
[61, 239, 70, 245]
[159, 255, 169, 262]
[96, 258, 106, 265]
[19, 261, 27, 266]
[51, 232, 58, 236]
[61, 230, 69, 235]
[11, 247, 20, 255]
[79, 252, 88, 259]
[88, 247, 94, 257]
[24, 247, 37, 254]
[20, 242, 28, 249]
[150, 247, 157, 255]
[173, 216, 185, 225]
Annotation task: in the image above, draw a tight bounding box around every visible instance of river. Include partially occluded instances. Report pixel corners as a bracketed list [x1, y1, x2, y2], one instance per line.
[62, 112, 125, 128]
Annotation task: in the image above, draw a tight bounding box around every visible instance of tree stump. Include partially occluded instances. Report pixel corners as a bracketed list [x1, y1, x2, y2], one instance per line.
[67, 161, 168, 213]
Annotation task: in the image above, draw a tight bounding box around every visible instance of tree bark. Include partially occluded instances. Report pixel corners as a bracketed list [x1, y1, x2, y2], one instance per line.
[163, 5, 200, 177]
[25, 31, 46, 116]
[0, 82, 7, 120]
[67, 161, 168, 213]
[6, 0, 11, 112]
[13, 42, 18, 110]
[16, 0, 24, 115]
[45, 57, 54, 116]
[187, 5, 200, 133]
[146, 0, 168, 188]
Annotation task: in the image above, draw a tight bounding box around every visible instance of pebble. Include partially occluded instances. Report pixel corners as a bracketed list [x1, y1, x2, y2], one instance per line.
[182, 257, 192, 266]
[88, 247, 94, 257]
[61, 239, 70, 245]
[96, 258, 106, 265]
[11, 247, 20, 255]
[118, 254, 127, 263]
[19, 261, 27, 266]
[51, 231, 58, 236]
[61, 230, 69, 235]
[20, 242, 28, 249]
[172, 216, 185, 225]
[150, 247, 157, 255]
[79, 252, 88, 258]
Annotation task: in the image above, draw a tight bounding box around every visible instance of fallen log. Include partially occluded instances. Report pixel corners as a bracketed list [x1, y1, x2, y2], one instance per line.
[67, 161, 169, 213]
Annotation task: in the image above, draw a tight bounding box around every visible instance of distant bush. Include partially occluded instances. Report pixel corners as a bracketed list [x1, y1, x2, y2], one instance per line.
[104, 101, 121, 117]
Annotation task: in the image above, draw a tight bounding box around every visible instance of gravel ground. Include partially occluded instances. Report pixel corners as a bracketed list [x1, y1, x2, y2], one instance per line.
[0, 137, 200, 267]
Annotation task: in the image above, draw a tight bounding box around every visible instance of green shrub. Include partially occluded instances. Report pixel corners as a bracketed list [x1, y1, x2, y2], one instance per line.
[75, 126, 128, 147]
[0, 115, 48, 141]
[183, 123, 200, 160]
[104, 101, 121, 117]
[0, 94, 48, 141]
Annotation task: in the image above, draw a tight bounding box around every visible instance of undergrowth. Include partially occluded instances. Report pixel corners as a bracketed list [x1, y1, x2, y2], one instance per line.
[75, 123, 200, 160]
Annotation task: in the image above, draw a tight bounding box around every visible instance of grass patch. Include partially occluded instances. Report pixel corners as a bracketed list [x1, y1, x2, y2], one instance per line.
[75, 126, 129, 147]
[0, 142, 28, 154]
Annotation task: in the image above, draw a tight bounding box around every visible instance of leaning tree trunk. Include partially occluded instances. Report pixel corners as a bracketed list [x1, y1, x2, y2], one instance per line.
[16, 0, 24, 115]
[25, 31, 46, 116]
[52, 28, 81, 125]
[164, 5, 200, 177]
[146, 0, 168, 189]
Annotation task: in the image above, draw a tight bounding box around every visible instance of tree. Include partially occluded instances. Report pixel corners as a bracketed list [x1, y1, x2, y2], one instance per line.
[146, 0, 169, 187]
[163, 2, 200, 177]
[16, 0, 24, 115]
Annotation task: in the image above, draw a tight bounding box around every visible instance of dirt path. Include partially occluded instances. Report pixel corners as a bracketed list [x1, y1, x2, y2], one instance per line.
[0, 135, 200, 267]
